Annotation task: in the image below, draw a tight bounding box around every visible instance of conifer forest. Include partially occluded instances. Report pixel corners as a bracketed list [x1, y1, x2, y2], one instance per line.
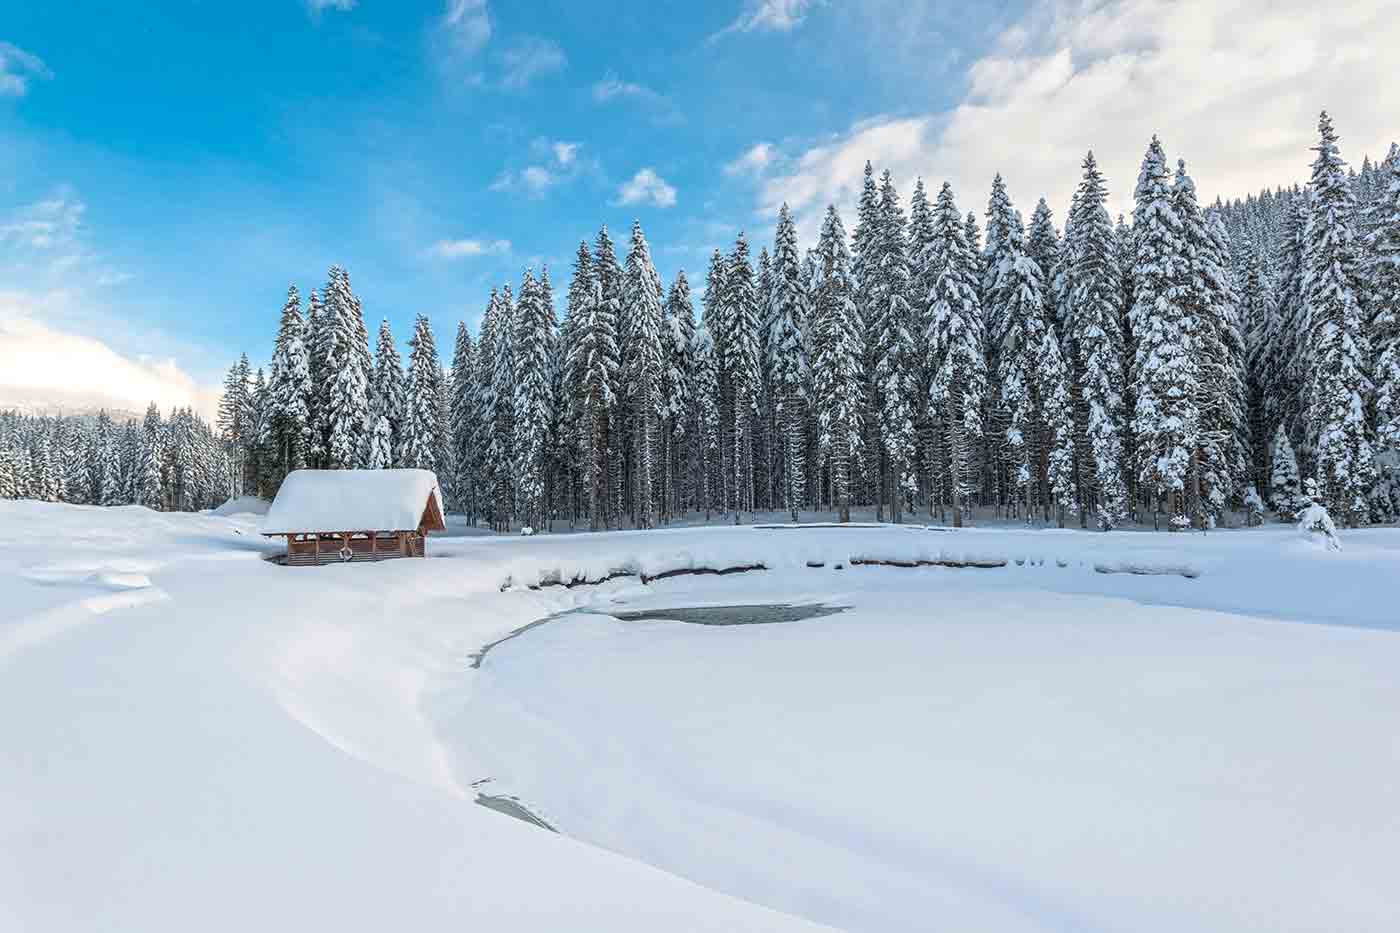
[7, 112, 1399, 533]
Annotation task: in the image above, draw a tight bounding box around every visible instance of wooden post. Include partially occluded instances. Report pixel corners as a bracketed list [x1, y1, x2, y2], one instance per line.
[370, 531, 378, 561]
[313, 534, 320, 564]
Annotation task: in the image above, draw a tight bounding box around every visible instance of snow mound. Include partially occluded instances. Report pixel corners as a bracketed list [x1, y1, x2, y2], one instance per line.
[211, 495, 271, 517]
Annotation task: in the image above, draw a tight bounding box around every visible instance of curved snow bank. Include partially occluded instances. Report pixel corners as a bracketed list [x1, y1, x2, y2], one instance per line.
[0, 502, 835, 933]
[462, 576, 1400, 933]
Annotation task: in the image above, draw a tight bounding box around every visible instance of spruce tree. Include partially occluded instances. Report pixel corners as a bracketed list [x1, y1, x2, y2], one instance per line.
[620, 222, 666, 528]
[565, 240, 619, 530]
[812, 204, 864, 522]
[1131, 137, 1197, 527]
[372, 319, 407, 466]
[663, 271, 696, 518]
[449, 322, 478, 523]
[1066, 152, 1129, 529]
[871, 170, 917, 520]
[514, 269, 557, 531]
[1303, 112, 1376, 525]
[1369, 146, 1400, 516]
[268, 285, 311, 484]
[925, 182, 987, 526]
[769, 203, 808, 519]
[403, 314, 442, 472]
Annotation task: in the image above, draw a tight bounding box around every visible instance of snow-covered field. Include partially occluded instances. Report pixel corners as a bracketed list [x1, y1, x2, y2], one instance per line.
[2, 501, 1398, 931]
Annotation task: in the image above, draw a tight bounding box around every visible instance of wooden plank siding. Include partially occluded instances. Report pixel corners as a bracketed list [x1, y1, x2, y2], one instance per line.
[283, 531, 426, 566]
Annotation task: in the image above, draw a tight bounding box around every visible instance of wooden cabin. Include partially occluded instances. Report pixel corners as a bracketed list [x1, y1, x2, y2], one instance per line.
[261, 469, 446, 566]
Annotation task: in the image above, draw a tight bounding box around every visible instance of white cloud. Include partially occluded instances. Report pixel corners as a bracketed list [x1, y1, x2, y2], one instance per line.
[439, 0, 492, 58]
[552, 141, 579, 167]
[0, 41, 51, 98]
[617, 168, 678, 209]
[498, 35, 566, 89]
[712, 0, 819, 41]
[0, 295, 221, 420]
[0, 193, 85, 250]
[591, 73, 661, 104]
[491, 140, 588, 197]
[724, 142, 776, 177]
[590, 73, 683, 125]
[428, 238, 511, 259]
[304, 0, 356, 15]
[757, 0, 1400, 232]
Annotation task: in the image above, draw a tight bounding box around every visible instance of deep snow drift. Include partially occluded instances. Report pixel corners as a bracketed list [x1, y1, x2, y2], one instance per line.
[2, 501, 1398, 932]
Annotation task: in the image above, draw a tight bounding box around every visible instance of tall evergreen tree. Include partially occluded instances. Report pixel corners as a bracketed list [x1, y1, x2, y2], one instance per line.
[1131, 137, 1197, 526]
[514, 269, 557, 531]
[1303, 112, 1376, 525]
[812, 205, 864, 523]
[769, 203, 808, 519]
[925, 182, 987, 526]
[371, 319, 407, 467]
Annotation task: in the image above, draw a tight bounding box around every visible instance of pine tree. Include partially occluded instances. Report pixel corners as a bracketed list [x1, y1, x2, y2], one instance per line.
[722, 233, 761, 516]
[1269, 424, 1304, 520]
[371, 319, 407, 467]
[692, 320, 722, 517]
[812, 205, 864, 522]
[565, 240, 619, 530]
[267, 285, 311, 485]
[1303, 112, 1376, 525]
[1131, 136, 1197, 527]
[871, 170, 917, 520]
[662, 271, 696, 519]
[322, 267, 371, 469]
[448, 322, 478, 522]
[1064, 153, 1129, 529]
[769, 203, 808, 519]
[593, 228, 625, 523]
[513, 269, 557, 531]
[1369, 146, 1400, 516]
[620, 222, 666, 528]
[402, 314, 442, 472]
[925, 182, 987, 526]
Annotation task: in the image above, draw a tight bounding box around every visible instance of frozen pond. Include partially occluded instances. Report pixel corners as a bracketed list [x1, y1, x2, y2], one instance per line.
[610, 603, 849, 625]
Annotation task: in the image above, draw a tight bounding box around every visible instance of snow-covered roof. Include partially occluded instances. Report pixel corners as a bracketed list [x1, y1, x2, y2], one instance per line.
[262, 469, 444, 535]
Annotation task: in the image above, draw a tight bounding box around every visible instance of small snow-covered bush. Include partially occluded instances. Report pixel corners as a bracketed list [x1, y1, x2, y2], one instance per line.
[1297, 500, 1341, 551]
[1169, 513, 1192, 532]
[520, 526, 535, 537]
[1244, 486, 1265, 526]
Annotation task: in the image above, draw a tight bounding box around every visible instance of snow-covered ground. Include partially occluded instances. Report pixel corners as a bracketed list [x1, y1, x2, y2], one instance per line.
[2, 501, 1398, 931]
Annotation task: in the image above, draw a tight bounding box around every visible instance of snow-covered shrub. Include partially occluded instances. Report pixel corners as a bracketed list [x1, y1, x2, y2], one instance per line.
[1169, 513, 1192, 532]
[1243, 486, 1265, 526]
[1297, 500, 1341, 551]
[520, 526, 535, 537]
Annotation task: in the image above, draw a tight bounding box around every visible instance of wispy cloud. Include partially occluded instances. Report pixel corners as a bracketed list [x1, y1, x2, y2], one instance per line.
[724, 142, 776, 177]
[304, 0, 356, 16]
[0, 193, 85, 250]
[590, 72, 683, 124]
[428, 237, 511, 259]
[441, 0, 492, 55]
[616, 168, 677, 208]
[591, 73, 661, 104]
[491, 139, 589, 198]
[711, 0, 820, 42]
[0, 41, 51, 97]
[498, 35, 566, 89]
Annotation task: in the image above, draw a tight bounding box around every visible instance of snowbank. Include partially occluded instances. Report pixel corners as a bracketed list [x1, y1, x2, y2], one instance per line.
[210, 495, 270, 517]
[3, 501, 1398, 932]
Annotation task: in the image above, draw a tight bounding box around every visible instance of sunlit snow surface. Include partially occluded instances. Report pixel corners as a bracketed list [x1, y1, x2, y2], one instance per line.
[3, 500, 1399, 932]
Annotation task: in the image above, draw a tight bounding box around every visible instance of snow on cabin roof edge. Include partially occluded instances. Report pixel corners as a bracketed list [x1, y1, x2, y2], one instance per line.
[260, 469, 444, 536]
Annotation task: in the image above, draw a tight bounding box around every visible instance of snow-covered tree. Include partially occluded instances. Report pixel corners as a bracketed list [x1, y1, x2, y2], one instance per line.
[513, 269, 557, 531]
[371, 319, 406, 467]
[1066, 152, 1129, 529]
[1131, 137, 1197, 527]
[401, 314, 442, 472]
[769, 203, 808, 519]
[811, 204, 864, 522]
[1303, 112, 1376, 526]
[267, 285, 311, 483]
[925, 182, 987, 527]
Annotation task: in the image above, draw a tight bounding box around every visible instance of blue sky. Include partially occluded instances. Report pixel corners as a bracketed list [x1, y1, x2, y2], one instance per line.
[1, 0, 1394, 416]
